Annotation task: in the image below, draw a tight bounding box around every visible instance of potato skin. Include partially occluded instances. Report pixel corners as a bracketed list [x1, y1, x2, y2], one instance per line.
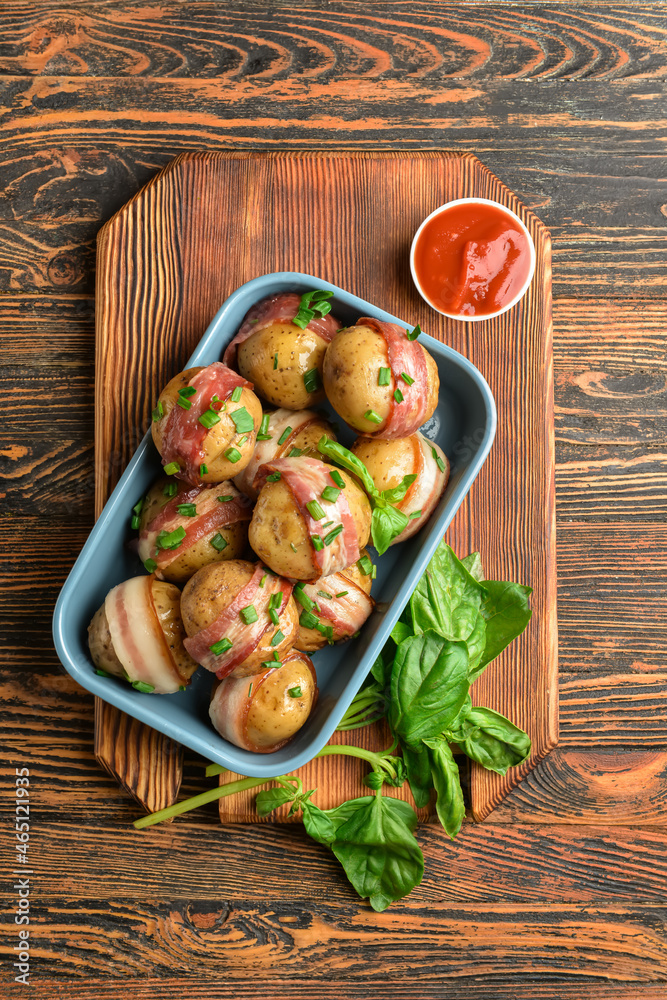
[88, 604, 124, 676]
[248, 470, 371, 581]
[237, 324, 327, 410]
[350, 436, 418, 492]
[323, 325, 439, 436]
[180, 560, 299, 675]
[151, 367, 262, 482]
[138, 478, 249, 584]
[245, 654, 317, 750]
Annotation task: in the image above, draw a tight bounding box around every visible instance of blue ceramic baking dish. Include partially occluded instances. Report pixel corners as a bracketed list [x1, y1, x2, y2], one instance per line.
[53, 273, 496, 777]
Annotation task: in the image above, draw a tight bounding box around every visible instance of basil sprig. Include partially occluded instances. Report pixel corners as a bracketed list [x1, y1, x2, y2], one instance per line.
[317, 436, 415, 554]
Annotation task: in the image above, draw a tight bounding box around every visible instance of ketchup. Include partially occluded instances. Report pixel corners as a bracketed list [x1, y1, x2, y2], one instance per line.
[413, 202, 532, 317]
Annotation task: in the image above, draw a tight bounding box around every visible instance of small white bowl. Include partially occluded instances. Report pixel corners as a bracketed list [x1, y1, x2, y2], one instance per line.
[410, 197, 536, 322]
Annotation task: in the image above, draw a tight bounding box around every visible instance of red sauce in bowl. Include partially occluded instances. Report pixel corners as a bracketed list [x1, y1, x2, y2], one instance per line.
[412, 201, 533, 317]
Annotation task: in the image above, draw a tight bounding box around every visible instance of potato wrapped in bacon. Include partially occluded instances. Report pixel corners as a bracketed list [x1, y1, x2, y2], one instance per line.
[323, 319, 439, 438]
[136, 478, 251, 583]
[248, 456, 371, 582]
[223, 291, 341, 410]
[180, 560, 299, 679]
[151, 362, 262, 484]
[209, 650, 317, 753]
[88, 576, 198, 694]
[294, 551, 374, 652]
[233, 407, 336, 501]
[351, 432, 450, 543]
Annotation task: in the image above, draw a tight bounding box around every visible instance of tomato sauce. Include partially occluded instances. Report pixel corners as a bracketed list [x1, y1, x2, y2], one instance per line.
[413, 202, 532, 317]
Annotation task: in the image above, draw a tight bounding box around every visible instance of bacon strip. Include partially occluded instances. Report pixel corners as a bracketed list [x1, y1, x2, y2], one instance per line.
[358, 318, 429, 439]
[393, 434, 449, 544]
[233, 408, 323, 498]
[138, 482, 252, 571]
[183, 564, 293, 678]
[223, 292, 341, 369]
[302, 572, 373, 637]
[160, 362, 253, 484]
[105, 577, 183, 693]
[255, 456, 360, 577]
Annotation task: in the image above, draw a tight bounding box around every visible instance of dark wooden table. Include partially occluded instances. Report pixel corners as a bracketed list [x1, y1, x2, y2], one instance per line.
[2, 4, 666, 997]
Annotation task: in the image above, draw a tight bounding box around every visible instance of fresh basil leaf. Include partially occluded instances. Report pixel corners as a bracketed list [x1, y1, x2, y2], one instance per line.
[479, 580, 533, 668]
[461, 552, 484, 582]
[424, 737, 466, 839]
[409, 543, 485, 642]
[389, 631, 470, 747]
[255, 786, 295, 817]
[402, 744, 433, 809]
[444, 693, 473, 742]
[301, 801, 338, 845]
[371, 504, 409, 555]
[362, 771, 385, 791]
[370, 648, 392, 689]
[331, 793, 424, 912]
[458, 707, 531, 774]
[380, 473, 417, 505]
[316, 436, 377, 496]
[465, 613, 487, 682]
[390, 620, 413, 646]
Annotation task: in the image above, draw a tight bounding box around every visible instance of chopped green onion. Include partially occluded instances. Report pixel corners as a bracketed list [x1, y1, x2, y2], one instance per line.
[315, 621, 334, 640]
[261, 660, 278, 670]
[409, 509, 423, 520]
[95, 668, 111, 677]
[270, 630, 284, 647]
[269, 593, 282, 610]
[400, 371, 415, 386]
[299, 610, 319, 630]
[364, 409, 383, 425]
[230, 406, 254, 434]
[303, 367, 321, 393]
[323, 524, 343, 546]
[293, 289, 334, 329]
[198, 408, 221, 429]
[406, 325, 421, 341]
[371, 564, 377, 579]
[132, 681, 155, 693]
[257, 414, 272, 440]
[259, 574, 268, 588]
[278, 426, 293, 446]
[211, 394, 220, 404]
[329, 469, 345, 489]
[432, 446, 446, 473]
[237, 434, 248, 447]
[321, 520, 334, 529]
[294, 585, 315, 611]
[240, 605, 259, 625]
[210, 532, 228, 552]
[378, 367, 391, 386]
[321, 485, 340, 503]
[311, 534, 324, 551]
[210, 638, 233, 656]
[269, 608, 280, 625]
[133, 498, 144, 516]
[176, 396, 191, 410]
[177, 503, 197, 517]
[131, 514, 141, 529]
[317, 590, 333, 599]
[248, 683, 253, 697]
[288, 447, 304, 457]
[273, 651, 280, 661]
[163, 482, 178, 497]
[164, 462, 180, 476]
[152, 401, 164, 422]
[306, 499, 325, 520]
[266, 471, 281, 482]
[288, 686, 302, 698]
[225, 447, 242, 463]
[217, 494, 233, 502]
[335, 590, 349, 598]
[357, 554, 373, 575]
[200, 464, 208, 476]
[179, 386, 196, 398]
[156, 526, 186, 550]
[230, 386, 243, 403]
[393, 388, 404, 403]
[144, 558, 157, 572]
[273, 353, 278, 370]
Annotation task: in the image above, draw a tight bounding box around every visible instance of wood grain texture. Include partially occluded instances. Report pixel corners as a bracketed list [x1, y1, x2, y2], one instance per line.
[94, 149, 557, 822]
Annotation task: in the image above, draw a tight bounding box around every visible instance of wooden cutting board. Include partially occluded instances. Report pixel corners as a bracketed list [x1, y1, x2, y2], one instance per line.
[95, 150, 557, 823]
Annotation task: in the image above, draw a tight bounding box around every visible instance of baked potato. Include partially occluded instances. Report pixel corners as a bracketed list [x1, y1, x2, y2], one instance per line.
[88, 576, 198, 694]
[136, 477, 252, 583]
[180, 560, 299, 678]
[151, 362, 262, 484]
[248, 457, 371, 581]
[209, 649, 317, 753]
[323, 319, 439, 438]
[295, 549, 374, 652]
[222, 292, 341, 410]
